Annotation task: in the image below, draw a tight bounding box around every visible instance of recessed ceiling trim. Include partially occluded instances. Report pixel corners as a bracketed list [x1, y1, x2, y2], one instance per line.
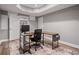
[21, 4, 47, 9]
[16, 4, 58, 13]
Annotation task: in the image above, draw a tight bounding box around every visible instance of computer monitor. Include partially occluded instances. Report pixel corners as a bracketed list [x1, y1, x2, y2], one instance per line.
[21, 25, 30, 32]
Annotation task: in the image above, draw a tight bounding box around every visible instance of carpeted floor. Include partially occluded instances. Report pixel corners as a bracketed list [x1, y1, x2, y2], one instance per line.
[9, 39, 79, 55]
[0, 41, 9, 55]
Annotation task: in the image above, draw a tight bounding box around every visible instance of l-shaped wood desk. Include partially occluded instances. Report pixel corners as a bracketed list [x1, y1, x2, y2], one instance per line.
[42, 32, 60, 48]
[19, 32, 60, 54]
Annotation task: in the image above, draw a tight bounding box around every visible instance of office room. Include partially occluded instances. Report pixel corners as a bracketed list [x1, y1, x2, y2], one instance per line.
[0, 3, 79, 55]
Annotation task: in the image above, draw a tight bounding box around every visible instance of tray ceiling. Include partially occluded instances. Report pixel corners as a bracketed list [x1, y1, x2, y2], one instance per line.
[0, 4, 76, 16]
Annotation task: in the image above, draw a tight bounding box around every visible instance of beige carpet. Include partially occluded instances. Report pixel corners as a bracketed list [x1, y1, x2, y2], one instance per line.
[0, 41, 9, 55]
[8, 39, 79, 55]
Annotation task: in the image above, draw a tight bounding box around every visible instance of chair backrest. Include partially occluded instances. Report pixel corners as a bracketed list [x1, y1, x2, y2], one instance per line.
[34, 29, 42, 40]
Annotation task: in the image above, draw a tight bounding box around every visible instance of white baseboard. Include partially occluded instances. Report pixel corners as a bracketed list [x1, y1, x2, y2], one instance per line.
[0, 39, 8, 45]
[59, 40, 79, 49]
[9, 38, 18, 41]
[0, 38, 19, 45]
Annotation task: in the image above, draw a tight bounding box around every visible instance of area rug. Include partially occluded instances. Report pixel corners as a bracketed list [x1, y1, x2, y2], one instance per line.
[8, 39, 79, 55]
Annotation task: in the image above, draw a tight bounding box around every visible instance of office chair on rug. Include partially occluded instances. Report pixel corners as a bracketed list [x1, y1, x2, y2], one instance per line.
[30, 29, 43, 51]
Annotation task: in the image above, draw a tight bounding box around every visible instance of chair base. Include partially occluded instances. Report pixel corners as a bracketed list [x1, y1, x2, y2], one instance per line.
[31, 43, 43, 51]
[19, 47, 32, 54]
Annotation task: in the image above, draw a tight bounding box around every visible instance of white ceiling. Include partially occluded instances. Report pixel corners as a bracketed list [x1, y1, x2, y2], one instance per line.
[0, 4, 76, 16]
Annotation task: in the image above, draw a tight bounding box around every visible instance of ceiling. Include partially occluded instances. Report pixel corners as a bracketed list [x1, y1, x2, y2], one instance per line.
[0, 4, 76, 16]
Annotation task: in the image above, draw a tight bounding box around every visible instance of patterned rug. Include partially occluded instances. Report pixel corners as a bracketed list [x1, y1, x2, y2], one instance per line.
[8, 39, 79, 55]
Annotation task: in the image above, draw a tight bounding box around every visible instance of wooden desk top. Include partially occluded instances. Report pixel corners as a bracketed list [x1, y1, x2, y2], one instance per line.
[22, 32, 58, 36]
[21, 32, 33, 36]
[42, 32, 58, 35]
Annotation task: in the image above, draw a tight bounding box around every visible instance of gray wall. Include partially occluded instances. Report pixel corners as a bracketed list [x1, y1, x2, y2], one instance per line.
[0, 14, 8, 40]
[29, 20, 37, 32]
[43, 5, 79, 45]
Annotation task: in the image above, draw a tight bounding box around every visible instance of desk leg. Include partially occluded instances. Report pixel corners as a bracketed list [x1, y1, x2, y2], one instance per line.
[22, 35, 25, 54]
[23, 35, 26, 48]
[43, 33, 44, 45]
[23, 35, 32, 54]
[52, 35, 54, 49]
[19, 33, 21, 49]
[19, 33, 22, 54]
[28, 36, 32, 54]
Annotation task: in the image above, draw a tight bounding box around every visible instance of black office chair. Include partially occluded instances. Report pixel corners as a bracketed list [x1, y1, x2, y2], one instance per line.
[53, 34, 60, 48]
[30, 29, 42, 51]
